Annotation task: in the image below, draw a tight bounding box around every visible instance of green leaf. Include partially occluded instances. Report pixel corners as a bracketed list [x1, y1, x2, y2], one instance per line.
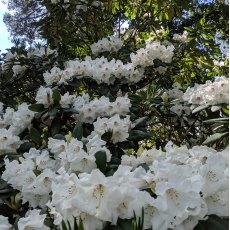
[192, 105, 209, 113]
[101, 131, 113, 142]
[48, 107, 58, 117]
[78, 218, 84, 230]
[74, 218, 78, 230]
[73, 123, 83, 140]
[203, 118, 229, 124]
[100, 84, 109, 95]
[18, 142, 35, 151]
[33, 168, 41, 176]
[118, 219, 133, 230]
[0, 178, 8, 190]
[0, 188, 13, 194]
[129, 95, 143, 102]
[202, 132, 228, 145]
[53, 134, 66, 140]
[67, 220, 71, 230]
[118, 141, 135, 149]
[53, 90, 61, 104]
[63, 108, 78, 114]
[128, 130, 152, 141]
[51, 117, 61, 136]
[61, 220, 68, 230]
[95, 151, 107, 173]
[184, 26, 194, 32]
[28, 104, 44, 112]
[195, 216, 228, 230]
[29, 127, 42, 145]
[135, 163, 149, 172]
[133, 117, 148, 127]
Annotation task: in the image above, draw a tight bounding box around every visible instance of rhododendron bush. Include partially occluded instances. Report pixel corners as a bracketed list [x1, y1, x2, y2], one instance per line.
[0, 0, 229, 230]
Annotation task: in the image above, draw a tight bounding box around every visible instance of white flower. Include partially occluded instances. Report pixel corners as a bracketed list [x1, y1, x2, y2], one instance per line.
[46, 201, 63, 225]
[86, 134, 112, 162]
[73, 94, 131, 124]
[30, 47, 57, 57]
[0, 107, 14, 129]
[93, 115, 133, 143]
[44, 39, 174, 86]
[2, 158, 35, 190]
[121, 154, 142, 167]
[35, 86, 54, 107]
[183, 76, 229, 106]
[130, 41, 174, 67]
[31, 168, 55, 194]
[0, 215, 12, 230]
[8, 103, 35, 135]
[12, 64, 27, 76]
[43, 66, 63, 85]
[173, 31, 189, 43]
[205, 190, 229, 216]
[199, 154, 228, 197]
[150, 161, 207, 228]
[77, 169, 123, 222]
[35, 150, 56, 170]
[23, 147, 40, 160]
[167, 83, 184, 101]
[170, 104, 186, 116]
[59, 150, 97, 173]
[48, 138, 67, 155]
[60, 92, 76, 108]
[90, 37, 123, 55]
[21, 169, 55, 208]
[0, 128, 21, 154]
[17, 209, 49, 230]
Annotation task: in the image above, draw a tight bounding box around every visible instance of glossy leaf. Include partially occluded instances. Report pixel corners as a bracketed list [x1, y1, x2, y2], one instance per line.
[95, 151, 107, 174]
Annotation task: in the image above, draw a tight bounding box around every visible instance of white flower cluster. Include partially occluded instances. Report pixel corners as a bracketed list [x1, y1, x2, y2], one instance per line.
[2, 149, 56, 208]
[183, 76, 229, 105]
[35, 87, 132, 123]
[165, 83, 191, 116]
[43, 41, 174, 85]
[121, 143, 229, 229]
[2, 142, 227, 230]
[49, 166, 154, 229]
[49, 135, 111, 173]
[44, 56, 145, 85]
[0, 209, 49, 230]
[173, 31, 189, 43]
[92, 114, 134, 143]
[73, 94, 131, 123]
[0, 103, 35, 134]
[17, 209, 49, 230]
[0, 103, 35, 154]
[90, 37, 123, 55]
[12, 64, 28, 76]
[130, 41, 174, 67]
[3, 51, 17, 62]
[2, 133, 112, 208]
[27, 47, 57, 58]
[1, 47, 57, 74]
